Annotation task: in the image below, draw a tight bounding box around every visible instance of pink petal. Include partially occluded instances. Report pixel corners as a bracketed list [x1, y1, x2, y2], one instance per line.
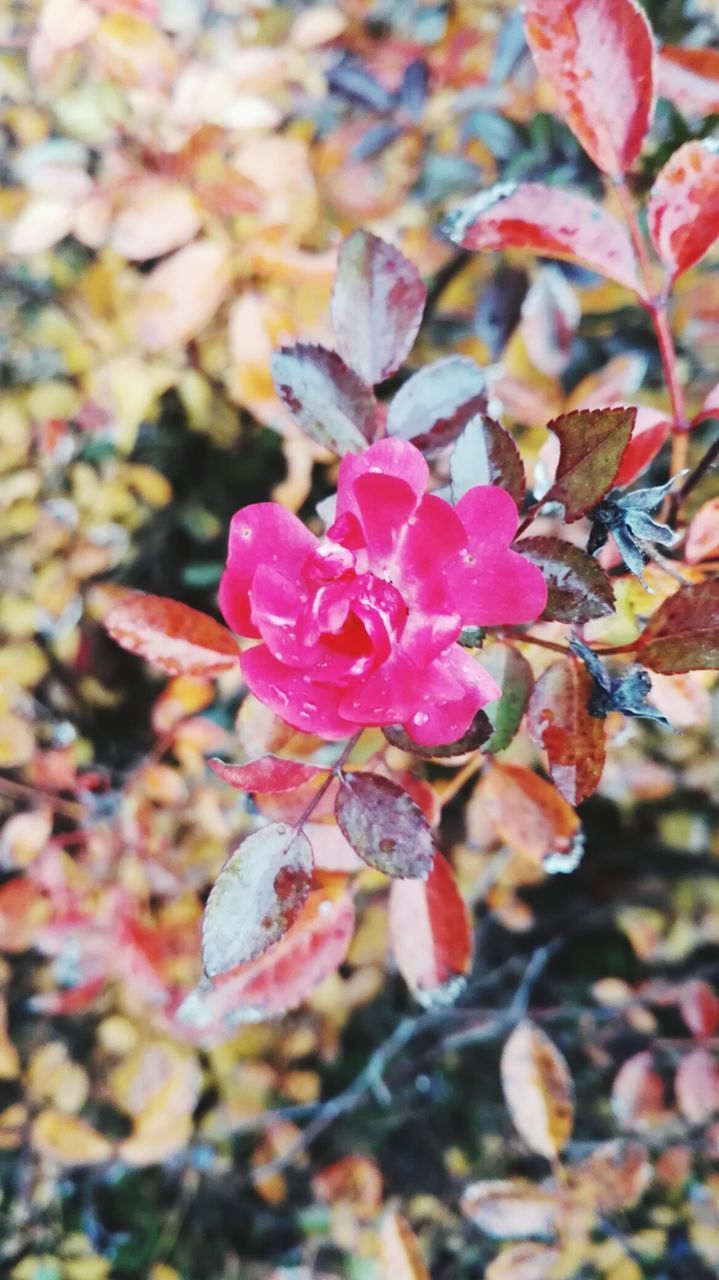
[250, 566, 315, 666]
[455, 485, 519, 546]
[393, 494, 465, 661]
[401, 648, 500, 747]
[352, 472, 417, 570]
[339, 650, 465, 724]
[451, 547, 547, 626]
[240, 645, 352, 739]
[335, 438, 428, 523]
[220, 504, 316, 637]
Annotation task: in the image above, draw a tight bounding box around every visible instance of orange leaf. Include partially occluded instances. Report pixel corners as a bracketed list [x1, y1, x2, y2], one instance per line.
[500, 1021, 574, 1159]
[379, 1212, 431, 1280]
[477, 763, 582, 871]
[105, 591, 238, 676]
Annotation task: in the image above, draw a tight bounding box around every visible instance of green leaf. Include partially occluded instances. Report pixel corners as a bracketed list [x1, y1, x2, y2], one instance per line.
[271, 343, 377, 455]
[638, 580, 719, 674]
[546, 407, 636, 521]
[517, 536, 615, 622]
[450, 414, 526, 506]
[335, 772, 435, 879]
[479, 644, 534, 754]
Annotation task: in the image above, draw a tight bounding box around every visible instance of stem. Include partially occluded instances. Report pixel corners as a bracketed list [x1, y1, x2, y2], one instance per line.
[0, 775, 85, 822]
[294, 731, 362, 830]
[672, 433, 719, 514]
[613, 178, 688, 471]
[501, 631, 571, 656]
[437, 753, 484, 809]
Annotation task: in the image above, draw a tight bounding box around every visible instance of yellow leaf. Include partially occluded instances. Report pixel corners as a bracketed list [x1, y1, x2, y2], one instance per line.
[500, 1021, 574, 1160]
[379, 1212, 430, 1280]
[32, 1111, 113, 1167]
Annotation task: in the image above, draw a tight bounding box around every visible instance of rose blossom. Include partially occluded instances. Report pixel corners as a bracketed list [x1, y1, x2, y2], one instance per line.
[219, 439, 546, 746]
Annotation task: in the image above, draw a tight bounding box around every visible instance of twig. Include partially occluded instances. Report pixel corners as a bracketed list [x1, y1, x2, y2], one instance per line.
[669, 433, 719, 520]
[424, 250, 472, 322]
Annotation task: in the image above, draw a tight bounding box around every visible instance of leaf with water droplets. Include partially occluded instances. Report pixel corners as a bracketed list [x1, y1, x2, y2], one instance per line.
[638, 581, 719, 674]
[202, 823, 314, 978]
[335, 772, 435, 879]
[105, 592, 239, 676]
[518, 537, 615, 623]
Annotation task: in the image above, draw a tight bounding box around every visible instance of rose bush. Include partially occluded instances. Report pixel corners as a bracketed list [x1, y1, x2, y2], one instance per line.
[219, 438, 547, 746]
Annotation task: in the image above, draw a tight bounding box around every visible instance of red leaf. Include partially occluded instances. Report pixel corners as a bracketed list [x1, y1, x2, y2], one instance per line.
[386, 355, 488, 455]
[524, 0, 655, 179]
[476, 763, 583, 872]
[686, 498, 719, 565]
[388, 851, 472, 1001]
[331, 231, 426, 385]
[527, 657, 607, 805]
[638, 580, 719, 674]
[613, 407, 671, 487]
[518, 537, 615, 623]
[442, 184, 643, 295]
[612, 1051, 666, 1130]
[105, 592, 239, 677]
[679, 980, 719, 1039]
[648, 140, 719, 281]
[271, 343, 378, 455]
[209, 756, 328, 793]
[546, 407, 636, 521]
[202, 824, 314, 977]
[335, 772, 435, 879]
[657, 45, 719, 119]
[177, 885, 355, 1039]
[675, 1048, 719, 1125]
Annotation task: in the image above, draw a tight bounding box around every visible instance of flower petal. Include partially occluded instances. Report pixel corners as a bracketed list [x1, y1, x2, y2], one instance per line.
[220, 504, 317, 638]
[401, 647, 500, 746]
[339, 649, 465, 724]
[455, 485, 519, 546]
[335, 438, 428, 524]
[352, 472, 417, 570]
[451, 547, 548, 626]
[250, 566, 316, 666]
[240, 645, 353, 739]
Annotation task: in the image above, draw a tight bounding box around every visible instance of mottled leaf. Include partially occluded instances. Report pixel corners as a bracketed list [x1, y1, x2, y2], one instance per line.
[518, 537, 615, 623]
[105, 592, 239, 676]
[271, 343, 377, 455]
[202, 824, 313, 977]
[657, 44, 719, 118]
[335, 772, 434, 879]
[386, 355, 488, 455]
[500, 1021, 574, 1159]
[178, 884, 355, 1037]
[647, 139, 719, 281]
[568, 1141, 651, 1212]
[331, 231, 426, 384]
[480, 644, 534, 754]
[675, 1048, 719, 1125]
[524, 0, 655, 179]
[442, 183, 642, 295]
[527, 657, 607, 805]
[388, 852, 473, 1003]
[638, 581, 719, 674]
[379, 1211, 431, 1280]
[208, 756, 328, 793]
[450, 414, 526, 506]
[546, 407, 636, 521]
[476, 763, 583, 872]
[461, 1179, 557, 1239]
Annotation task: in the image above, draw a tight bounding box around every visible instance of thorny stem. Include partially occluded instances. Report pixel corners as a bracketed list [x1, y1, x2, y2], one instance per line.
[613, 178, 689, 476]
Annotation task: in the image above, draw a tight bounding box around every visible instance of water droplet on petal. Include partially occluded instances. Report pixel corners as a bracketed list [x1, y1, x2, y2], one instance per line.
[413, 711, 429, 727]
[241, 527, 252, 540]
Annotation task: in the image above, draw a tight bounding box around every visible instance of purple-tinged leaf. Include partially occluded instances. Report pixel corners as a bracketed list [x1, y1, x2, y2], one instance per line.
[386, 355, 488, 455]
[638, 581, 719, 674]
[441, 183, 643, 296]
[209, 756, 328, 794]
[546, 407, 636, 522]
[335, 772, 435, 879]
[202, 823, 313, 977]
[479, 644, 534, 754]
[271, 343, 377, 455]
[331, 231, 426, 385]
[450, 414, 526, 507]
[527, 657, 607, 805]
[517, 537, 615, 623]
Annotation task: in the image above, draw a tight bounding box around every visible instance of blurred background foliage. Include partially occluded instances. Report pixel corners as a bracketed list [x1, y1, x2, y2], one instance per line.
[2, 0, 719, 1277]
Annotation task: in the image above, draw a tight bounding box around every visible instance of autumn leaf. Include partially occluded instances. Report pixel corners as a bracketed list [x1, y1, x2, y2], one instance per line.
[524, 0, 656, 179]
[648, 139, 719, 280]
[675, 1048, 719, 1125]
[331, 230, 426, 384]
[485, 1243, 562, 1280]
[386, 355, 488, 454]
[442, 184, 643, 295]
[202, 824, 314, 977]
[388, 851, 473, 1002]
[657, 44, 719, 117]
[527, 656, 607, 804]
[477, 763, 583, 871]
[500, 1021, 574, 1159]
[271, 343, 378, 454]
[379, 1211, 431, 1280]
[546, 407, 636, 521]
[518, 537, 615, 623]
[638, 581, 719, 674]
[208, 755, 328, 793]
[450, 414, 526, 507]
[461, 1179, 558, 1238]
[335, 772, 435, 879]
[32, 1111, 113, 1167]
[105, 592, 239, 676]
[480, 645, 534, 755]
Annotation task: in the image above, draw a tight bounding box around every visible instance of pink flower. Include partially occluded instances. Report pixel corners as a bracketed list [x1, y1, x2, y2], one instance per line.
[219, 439, 546, 746]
